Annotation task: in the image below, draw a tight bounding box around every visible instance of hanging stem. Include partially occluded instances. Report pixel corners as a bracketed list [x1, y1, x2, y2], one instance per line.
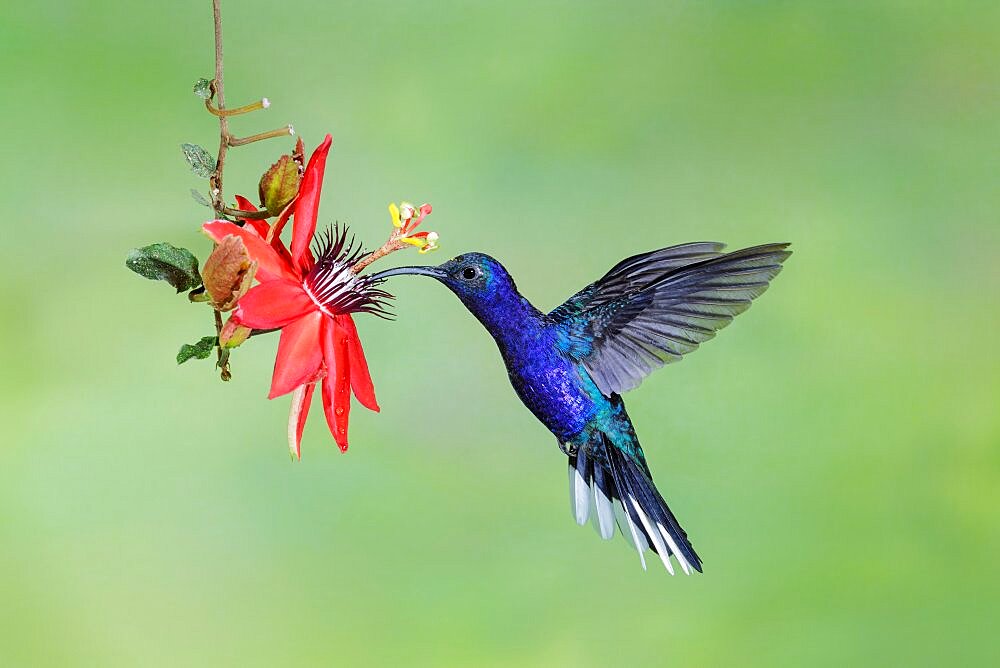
[209, 0, 231, 381]
[209, 0, 229, 216]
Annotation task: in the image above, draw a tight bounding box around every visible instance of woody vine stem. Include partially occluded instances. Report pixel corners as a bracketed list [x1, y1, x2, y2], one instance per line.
[209, 0, 230, 379]
[205, 0, 293, 379]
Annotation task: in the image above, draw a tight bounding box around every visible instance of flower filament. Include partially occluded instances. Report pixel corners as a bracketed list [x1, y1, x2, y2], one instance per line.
[303, 225, 393, 318]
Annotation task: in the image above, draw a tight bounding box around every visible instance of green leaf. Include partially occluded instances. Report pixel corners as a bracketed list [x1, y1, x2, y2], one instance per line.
[177, 336, 218, 364]
[125, 243, 202, 293]
[193, 78, 212, 99]
[181, 143, 216, 178]
[190, 188, 211, 207]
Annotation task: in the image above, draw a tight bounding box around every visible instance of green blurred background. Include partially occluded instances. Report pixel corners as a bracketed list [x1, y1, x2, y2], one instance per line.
[1, 1, 997, 665]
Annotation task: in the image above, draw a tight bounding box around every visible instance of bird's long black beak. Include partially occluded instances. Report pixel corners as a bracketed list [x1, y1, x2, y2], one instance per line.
[370, 265, 446, 280]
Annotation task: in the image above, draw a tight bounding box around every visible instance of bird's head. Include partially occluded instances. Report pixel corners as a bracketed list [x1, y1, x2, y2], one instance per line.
[372, 253, 527, 323]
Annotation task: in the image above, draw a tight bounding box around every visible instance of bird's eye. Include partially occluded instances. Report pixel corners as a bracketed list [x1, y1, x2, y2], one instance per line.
[461, 267, 478, 280]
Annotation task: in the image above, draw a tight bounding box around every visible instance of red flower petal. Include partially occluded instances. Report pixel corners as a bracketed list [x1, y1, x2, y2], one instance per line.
[339, 315, 379, 412]
[233, 195, 271, 238]
[265, 198, 297, 263]
[287, 382, 316, 460]
[291, 135, 333, 274]
[232, 196, 295, 269]
[203, 221, 297, 282]
[236, 279, 314, 330]
[321, 317, 351, 451]
[269, 311, 325, 399]
[233, 194, 296, 266]
[268, 197, 295, 243]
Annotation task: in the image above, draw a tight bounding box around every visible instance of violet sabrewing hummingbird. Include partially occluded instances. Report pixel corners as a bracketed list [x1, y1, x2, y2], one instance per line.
[373, 242, 790, 574]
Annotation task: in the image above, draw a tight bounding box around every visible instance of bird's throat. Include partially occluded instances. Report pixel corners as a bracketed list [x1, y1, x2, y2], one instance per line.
[459, 286, 547, 358]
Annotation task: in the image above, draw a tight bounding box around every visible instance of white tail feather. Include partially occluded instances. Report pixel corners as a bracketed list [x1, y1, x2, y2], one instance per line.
[657, 523, 692, 575]
[614, 499, 648, 569]
[591, 480, 616, 540]
[629, 496, 675, 575]
[573, 466, 590, 525]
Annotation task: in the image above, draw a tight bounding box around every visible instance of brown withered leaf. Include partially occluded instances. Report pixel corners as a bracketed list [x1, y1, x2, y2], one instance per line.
[202, 235, 258, 311]
[258, 154, 301, 216]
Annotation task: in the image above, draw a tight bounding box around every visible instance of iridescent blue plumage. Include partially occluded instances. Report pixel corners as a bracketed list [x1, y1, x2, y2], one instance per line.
[374, 242, 791, 574]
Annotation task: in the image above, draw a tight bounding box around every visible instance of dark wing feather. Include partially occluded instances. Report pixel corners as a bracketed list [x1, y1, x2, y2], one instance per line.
[550, 242, 727, 322]
[552, 243, 791, 397]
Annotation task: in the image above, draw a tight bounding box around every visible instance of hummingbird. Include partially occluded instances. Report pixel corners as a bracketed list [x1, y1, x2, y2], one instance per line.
[373, 241, 790, 574]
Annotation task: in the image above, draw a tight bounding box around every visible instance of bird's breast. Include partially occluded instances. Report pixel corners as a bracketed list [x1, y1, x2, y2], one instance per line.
[500, 331, 601, 443]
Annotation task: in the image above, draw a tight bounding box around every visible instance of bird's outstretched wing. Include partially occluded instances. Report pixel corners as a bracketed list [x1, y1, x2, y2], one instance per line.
[550, 242, 791, 397]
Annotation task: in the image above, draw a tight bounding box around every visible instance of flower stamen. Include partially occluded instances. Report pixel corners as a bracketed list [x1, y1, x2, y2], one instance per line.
[303, 225, 394, 318]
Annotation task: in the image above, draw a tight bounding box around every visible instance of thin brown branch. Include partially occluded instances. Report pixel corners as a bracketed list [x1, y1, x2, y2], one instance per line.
[228, 125, 295, 147]
[213, 306, 231, 380]
[210, 0, 232, 381]
[204, 0, 295, 379]
[219, 206, 272, 220]
[209, 0, 229, 215]
[205, 97, 269, 117]
[248, 327, 280, 338]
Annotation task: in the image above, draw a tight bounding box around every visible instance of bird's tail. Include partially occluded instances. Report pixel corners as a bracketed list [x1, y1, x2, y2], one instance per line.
[568, 435, 702, 574]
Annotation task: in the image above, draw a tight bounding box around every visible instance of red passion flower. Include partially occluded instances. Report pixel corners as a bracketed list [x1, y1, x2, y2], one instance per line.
[203, 135, 390, 458]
